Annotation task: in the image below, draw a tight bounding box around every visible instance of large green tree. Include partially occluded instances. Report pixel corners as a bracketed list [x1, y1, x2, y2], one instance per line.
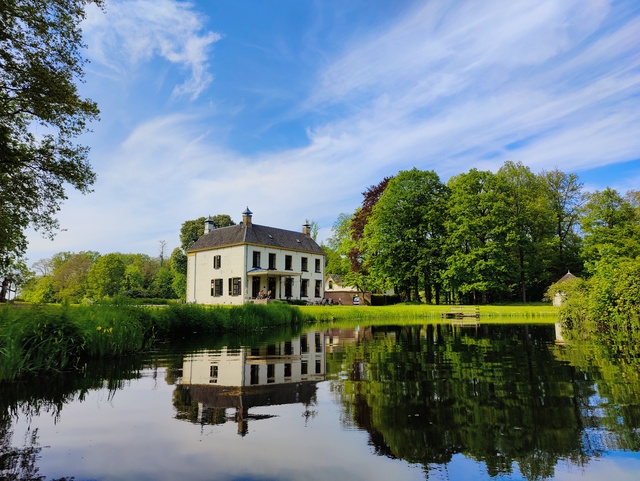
[580, 188, 640, 271]
[496, 161, 555, 302]
[50, 250, 98, 302]
[444, 169, 510, 303]
[86, 253, 126, 298]
[322, 213, 351, 279]
[366, 169, 448, 303]
[541, 168, 584, 278]
[0, 0, 102, 287]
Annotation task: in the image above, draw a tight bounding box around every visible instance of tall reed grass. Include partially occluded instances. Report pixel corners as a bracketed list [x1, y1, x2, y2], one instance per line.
[0, 301, 309, 381]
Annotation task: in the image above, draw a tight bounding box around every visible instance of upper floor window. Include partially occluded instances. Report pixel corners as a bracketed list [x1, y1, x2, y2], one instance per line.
[252, 251, 261, 268]
[269, 253, 276, 269]
[285, 255, 292, 271]
[315, 258, 321, 273]
[213, 255, 221, 269]
[301, 257, 308, 272]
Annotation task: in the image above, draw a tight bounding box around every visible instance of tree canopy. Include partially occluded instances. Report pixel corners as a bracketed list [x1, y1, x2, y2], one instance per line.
[0, 0, 102, 286]
[324, 161, 628, 304]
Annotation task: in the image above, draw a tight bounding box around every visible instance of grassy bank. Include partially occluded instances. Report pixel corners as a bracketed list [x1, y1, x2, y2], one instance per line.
[0, 301, 310, 381]
[300, 303, 560, 323]
[0, 301, 558, 381]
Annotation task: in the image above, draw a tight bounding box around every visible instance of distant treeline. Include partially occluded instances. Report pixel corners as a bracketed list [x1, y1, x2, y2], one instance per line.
[323, 161, 639, 305]
[20, 251, 185, 303]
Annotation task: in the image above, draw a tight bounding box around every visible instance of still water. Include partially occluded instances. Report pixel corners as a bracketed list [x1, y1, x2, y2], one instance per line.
[2, 322, 640, 481]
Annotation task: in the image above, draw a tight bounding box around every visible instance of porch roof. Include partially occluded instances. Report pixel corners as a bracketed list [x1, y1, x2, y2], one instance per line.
[246, 268, 301, 277]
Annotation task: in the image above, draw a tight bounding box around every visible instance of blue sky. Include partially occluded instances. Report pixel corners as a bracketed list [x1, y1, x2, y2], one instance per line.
[25, 0, 640, 264]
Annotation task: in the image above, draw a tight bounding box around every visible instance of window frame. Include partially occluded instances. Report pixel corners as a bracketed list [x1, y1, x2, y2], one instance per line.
[211, 278, 223, 297]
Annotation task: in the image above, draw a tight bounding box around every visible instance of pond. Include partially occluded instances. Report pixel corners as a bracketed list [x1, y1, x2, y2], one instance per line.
[1, 322, 639, 481]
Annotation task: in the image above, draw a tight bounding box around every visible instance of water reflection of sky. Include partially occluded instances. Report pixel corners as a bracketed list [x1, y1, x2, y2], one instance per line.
[9, 369, 640, 481]
[5, 324, 640, 481]
[11, 373, 426, 481]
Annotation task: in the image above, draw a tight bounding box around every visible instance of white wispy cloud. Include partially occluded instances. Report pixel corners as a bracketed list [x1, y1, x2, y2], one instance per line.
[83, 0, 220, 99]
[304, 0, 638, 177]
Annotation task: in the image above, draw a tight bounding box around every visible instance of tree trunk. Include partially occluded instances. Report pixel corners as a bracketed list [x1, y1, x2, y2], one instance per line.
[0, 277, 9, 302]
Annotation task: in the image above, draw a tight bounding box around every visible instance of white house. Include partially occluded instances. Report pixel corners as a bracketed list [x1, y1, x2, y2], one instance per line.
[186, 208, 325, 305]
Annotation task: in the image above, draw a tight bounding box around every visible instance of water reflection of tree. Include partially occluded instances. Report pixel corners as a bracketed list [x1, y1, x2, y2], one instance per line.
[551, 328, 640, 452]
[326, 324, 622, 480]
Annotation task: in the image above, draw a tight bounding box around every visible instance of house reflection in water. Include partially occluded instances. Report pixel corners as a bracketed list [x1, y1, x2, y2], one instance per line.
[180, 331, 326, 436]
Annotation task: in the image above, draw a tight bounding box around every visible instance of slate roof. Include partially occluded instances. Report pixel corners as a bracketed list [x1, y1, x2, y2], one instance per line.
[187, 223, 325, 255]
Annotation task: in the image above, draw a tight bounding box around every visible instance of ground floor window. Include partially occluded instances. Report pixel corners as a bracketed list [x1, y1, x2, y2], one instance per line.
[229, 277, 241, 296]
[314, 280, 321, 297]
[285, 277, 293, 298]
[211, 279, 223, 296]
[301, 279, 309, 297]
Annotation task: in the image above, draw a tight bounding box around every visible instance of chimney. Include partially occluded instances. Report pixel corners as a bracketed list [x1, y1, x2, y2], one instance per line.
[242, 207, 253, 227]
[204, 216, 215, 234]
[302, 219, 311, 238]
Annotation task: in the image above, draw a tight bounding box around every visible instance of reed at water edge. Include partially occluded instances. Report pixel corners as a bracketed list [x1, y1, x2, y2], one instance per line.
[0, 301, 311, 382]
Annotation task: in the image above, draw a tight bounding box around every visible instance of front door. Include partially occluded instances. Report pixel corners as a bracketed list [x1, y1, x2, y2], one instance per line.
[252, 277, 260, 298]
[267, 277, 276, 299]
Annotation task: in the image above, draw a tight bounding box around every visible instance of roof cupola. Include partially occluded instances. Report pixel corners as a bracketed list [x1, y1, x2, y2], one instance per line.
[204, 216, 216, 234]
[242, 207, 253, 227]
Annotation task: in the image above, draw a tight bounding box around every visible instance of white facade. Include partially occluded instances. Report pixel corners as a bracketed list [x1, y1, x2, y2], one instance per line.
[186, 210, 325, 305]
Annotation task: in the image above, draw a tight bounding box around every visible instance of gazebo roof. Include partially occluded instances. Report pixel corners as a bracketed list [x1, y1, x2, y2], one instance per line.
[556, 271, 577, 284]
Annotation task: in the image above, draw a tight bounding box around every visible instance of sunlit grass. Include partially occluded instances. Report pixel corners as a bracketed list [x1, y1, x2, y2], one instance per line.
[300, 303, 560, 323]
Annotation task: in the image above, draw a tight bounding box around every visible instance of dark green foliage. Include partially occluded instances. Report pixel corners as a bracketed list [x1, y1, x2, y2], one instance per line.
[0, 0, 103, 274]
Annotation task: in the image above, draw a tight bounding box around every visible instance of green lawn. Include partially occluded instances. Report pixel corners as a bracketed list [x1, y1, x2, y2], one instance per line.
[301, 303, 560, 323]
